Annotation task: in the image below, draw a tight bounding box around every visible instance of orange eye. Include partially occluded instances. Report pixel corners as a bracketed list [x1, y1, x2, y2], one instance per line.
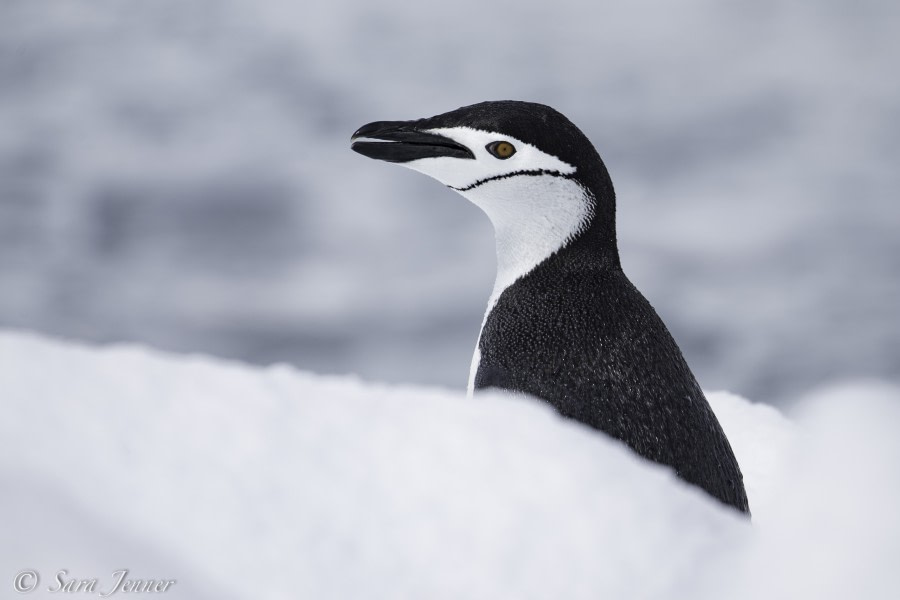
[486, 141, 516, 159]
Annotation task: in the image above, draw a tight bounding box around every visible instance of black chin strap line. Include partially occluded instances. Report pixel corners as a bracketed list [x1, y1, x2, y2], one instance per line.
[449, 169, 576, 192]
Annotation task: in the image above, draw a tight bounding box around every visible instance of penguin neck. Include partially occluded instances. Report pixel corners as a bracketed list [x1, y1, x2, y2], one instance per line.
[460, 173, 617, 314]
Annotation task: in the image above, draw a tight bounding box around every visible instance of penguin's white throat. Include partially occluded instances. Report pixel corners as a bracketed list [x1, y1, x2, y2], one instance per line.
[461, 174, 593, 309]
[395, 127, 590, 295]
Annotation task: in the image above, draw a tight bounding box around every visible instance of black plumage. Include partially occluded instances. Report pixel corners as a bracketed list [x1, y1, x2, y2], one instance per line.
[352, 101, 750, 513]
[477, 237, 749, 513]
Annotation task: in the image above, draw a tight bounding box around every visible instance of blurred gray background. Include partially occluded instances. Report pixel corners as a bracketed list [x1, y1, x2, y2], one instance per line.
[1, 0, 898, 406]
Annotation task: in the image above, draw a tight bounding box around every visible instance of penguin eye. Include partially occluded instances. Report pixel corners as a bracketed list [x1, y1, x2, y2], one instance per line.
[486, 141, 516, 159]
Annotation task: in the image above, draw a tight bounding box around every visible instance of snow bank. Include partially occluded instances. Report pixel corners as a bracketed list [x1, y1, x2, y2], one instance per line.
[1, 331, 897, 599]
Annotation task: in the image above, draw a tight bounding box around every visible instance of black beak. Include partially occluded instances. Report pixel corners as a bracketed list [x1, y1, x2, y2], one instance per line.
[351, 120, 474, 163]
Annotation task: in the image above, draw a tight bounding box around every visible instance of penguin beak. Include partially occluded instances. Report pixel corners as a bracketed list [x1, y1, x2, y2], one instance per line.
[351, 120, 474, 163]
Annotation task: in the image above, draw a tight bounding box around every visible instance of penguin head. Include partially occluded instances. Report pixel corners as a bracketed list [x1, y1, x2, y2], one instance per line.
[352, 100, 612, 186]
[352, 101, 618, 272]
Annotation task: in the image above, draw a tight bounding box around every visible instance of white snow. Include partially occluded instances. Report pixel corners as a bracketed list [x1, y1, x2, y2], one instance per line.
[2, 331, 897, 599]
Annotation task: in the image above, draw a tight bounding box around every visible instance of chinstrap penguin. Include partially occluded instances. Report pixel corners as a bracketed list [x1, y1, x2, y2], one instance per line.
[351, 101, 749, 513]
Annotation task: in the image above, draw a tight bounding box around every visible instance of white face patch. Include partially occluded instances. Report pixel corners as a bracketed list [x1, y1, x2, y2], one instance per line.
[400, 126, 576, 191]
[398, 127, 590, 308]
